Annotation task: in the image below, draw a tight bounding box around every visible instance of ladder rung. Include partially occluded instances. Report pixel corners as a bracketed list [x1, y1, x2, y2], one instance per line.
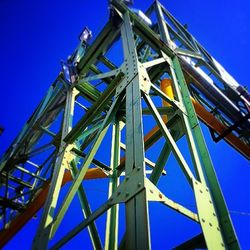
[14, 166, 46, 182]
[1, 173, 33, 189]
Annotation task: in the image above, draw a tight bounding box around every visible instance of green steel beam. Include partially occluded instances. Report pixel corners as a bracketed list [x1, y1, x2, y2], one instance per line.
[1, 1, 244, 249]
[121, 11, 151, 249]
[0, 83, 63, 173]
[111, 0, 173, 57]
[143, 93, 195, 185]
[50, 93, 125, 238]
[153, 3, 239, 247]
[149, 133, 176, 184]
[32, 87, 78, 249]
[155, 0, 207, 185]
[105, 119, 120, 250]
[77, 20, 120, 75]
[70, 161, 103, 250]
[172, 56, 240, 249]
[71, 147, 111, 172]
[51, 201, 112, 250]
[65, 72, 124, 144]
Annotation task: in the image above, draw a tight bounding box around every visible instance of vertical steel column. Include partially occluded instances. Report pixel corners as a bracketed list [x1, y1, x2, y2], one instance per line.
[105, 119, 120, 250]
[32, 87, 77, 249]
[125, 83, 151, 250]
[121, 11, 151, 249]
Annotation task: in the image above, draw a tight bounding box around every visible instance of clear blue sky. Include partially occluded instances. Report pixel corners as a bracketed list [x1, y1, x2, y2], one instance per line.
[0, 0, 250, 249]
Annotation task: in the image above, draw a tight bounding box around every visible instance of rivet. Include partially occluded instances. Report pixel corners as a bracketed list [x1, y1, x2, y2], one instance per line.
[150, 189, 153, 194]
[137, 167, 141, 171]
[159, 193, 163, 199]
[209, 222, 212, 227]
[138, 182, 142, 187]
[126, 176, 129, 181]
[126, 192, 129, 197]
[201, 218, 205, 223]
[118, 191, 121, 196]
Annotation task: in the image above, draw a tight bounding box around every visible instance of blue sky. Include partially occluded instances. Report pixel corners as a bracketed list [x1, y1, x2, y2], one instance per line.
[0, 0, 250, 249]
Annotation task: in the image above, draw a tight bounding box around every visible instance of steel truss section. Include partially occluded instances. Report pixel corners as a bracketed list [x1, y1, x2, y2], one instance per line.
[1, 0, 249, 249]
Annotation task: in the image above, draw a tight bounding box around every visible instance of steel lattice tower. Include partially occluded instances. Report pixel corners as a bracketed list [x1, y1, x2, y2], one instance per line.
[0, 1, 249, 249]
